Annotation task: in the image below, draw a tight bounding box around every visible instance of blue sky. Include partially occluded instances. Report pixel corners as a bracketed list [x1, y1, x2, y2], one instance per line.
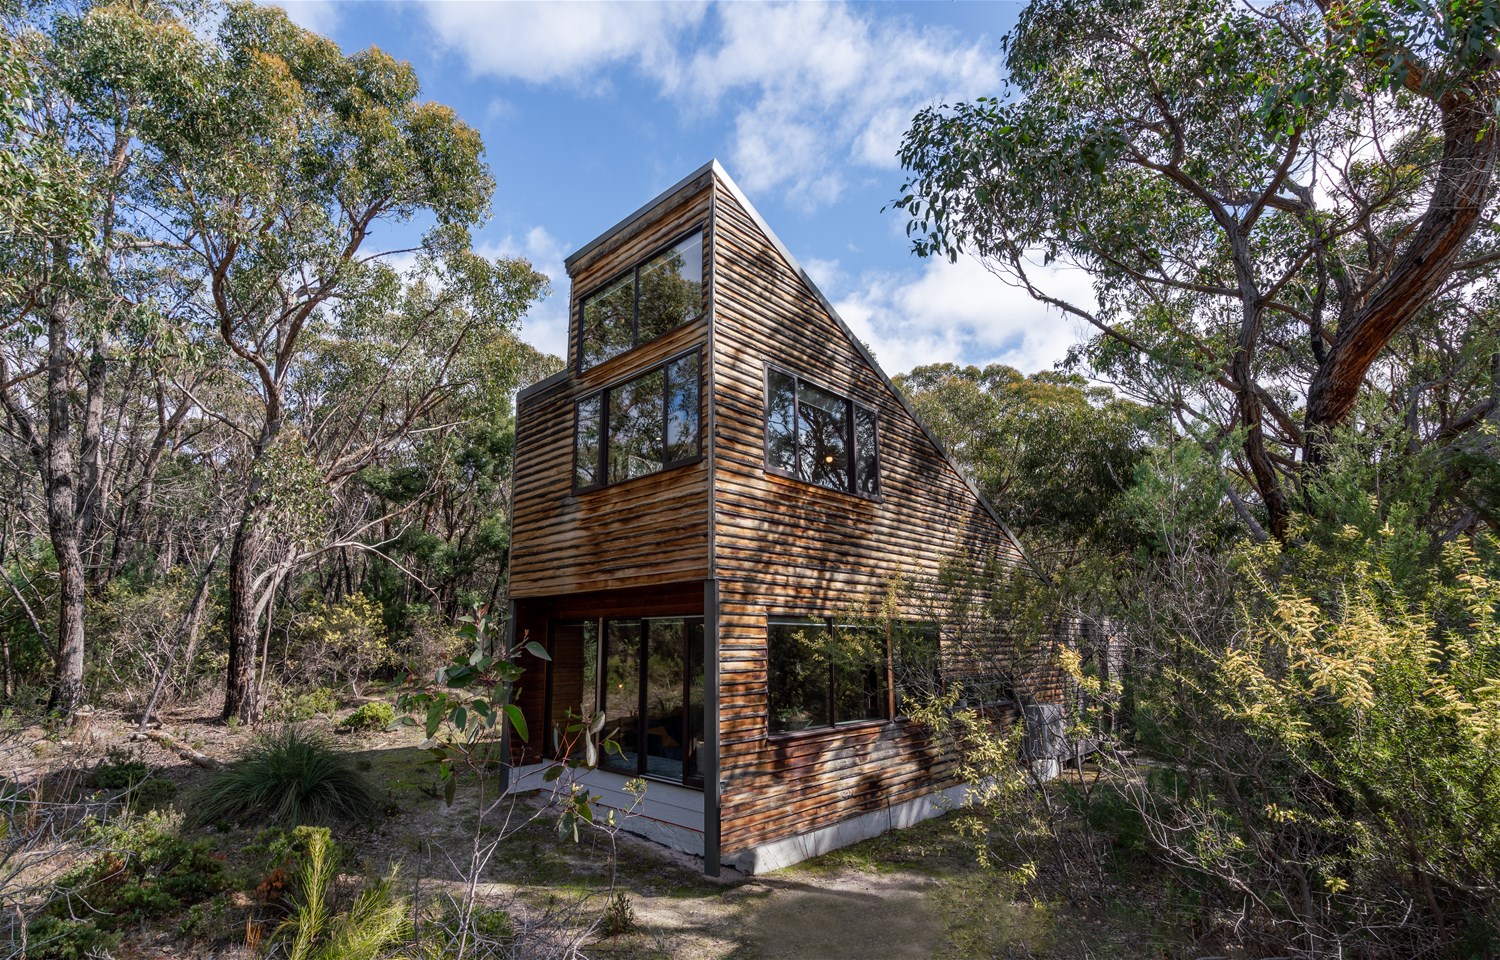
[270, 0, 1089, 376]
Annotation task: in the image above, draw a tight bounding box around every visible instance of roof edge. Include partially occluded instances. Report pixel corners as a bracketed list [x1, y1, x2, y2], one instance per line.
[708, 162, 1046, 581]
[564, 160, 719, 273]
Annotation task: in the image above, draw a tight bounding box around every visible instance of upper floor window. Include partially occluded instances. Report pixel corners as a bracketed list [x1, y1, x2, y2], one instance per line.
[765, 366, 879, 497]
[574, 350, 701, 490]
[578, 231, 705, 371]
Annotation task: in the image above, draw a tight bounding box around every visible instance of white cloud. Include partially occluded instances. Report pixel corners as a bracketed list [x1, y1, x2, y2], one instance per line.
[419, 1, 1000, 212]
[480, 227, 571, 362]
[822, 255, 1094, 376]
[264, 0, 342, 35]
[420, 1, 708, 87]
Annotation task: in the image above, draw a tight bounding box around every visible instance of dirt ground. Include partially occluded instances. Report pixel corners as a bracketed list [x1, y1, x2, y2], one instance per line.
[7, 702, 1180, 960]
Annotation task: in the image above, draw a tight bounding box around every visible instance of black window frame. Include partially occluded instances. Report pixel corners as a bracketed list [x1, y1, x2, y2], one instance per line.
[594, 616, 706, 790]
[573, 348, 702, 493]
[762, 363, 880, 499]
[575, 227, 707, 374]
[767, 618, 944, 737]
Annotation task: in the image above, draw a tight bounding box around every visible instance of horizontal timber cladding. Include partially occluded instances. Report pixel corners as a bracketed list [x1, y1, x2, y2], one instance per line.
[509, 180, 714, 600]
[708, 173, 1028, 855]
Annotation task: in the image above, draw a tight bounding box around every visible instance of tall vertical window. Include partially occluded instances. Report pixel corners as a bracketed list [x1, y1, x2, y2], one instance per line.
[764, 366, 879, 497]
[574, 351, 700, 490]
[579, 231, 704, 371]
[599, 617, 704, 787]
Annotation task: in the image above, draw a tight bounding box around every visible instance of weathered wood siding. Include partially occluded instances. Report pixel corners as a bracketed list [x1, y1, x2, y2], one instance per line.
[708, 175, 1028, 856]
[509, 179, 714, 599]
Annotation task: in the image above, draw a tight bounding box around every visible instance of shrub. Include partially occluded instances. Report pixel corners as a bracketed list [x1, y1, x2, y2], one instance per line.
[85, 747, 177, 809]
[190, 727, 379, 827]
[270, 685, 341, 723]
[338, 700, 395, 733]
[293, 594, 393, 696]
[601, 890, 635, 937]
[29, 811, 231, 952]
[275, 826, 409, 960]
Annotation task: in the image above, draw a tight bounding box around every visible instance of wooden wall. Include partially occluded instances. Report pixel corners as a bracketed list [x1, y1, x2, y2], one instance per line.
[707, 174, 1030, 857]
[508, 177, 714, 599]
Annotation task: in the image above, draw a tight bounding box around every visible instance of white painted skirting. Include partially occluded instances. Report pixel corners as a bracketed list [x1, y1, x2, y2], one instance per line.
[729, 782, 973, 874]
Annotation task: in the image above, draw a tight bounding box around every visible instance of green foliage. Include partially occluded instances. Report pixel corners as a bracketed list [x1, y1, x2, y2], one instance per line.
[275, 826, 409, 960]
[294, 594, 392, 694]
[271, 685, 342, 723]
[84, 747, 177, 809]
[21, 916, 122, 960]
[338, 700, 395, 733]
[190, 727, 379, 827]
[31, 811, 230, 951]
[601, 890, 636, 937]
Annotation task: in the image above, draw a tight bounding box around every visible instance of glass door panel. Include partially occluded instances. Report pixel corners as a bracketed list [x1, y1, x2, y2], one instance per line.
[685, 620, 705, 786]
[642, 619, 686, 782]
[601, 620, 642, 775]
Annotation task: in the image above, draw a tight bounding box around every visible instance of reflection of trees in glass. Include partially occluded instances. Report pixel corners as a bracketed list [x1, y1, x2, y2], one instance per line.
[766, 371, 797, 473]
[664, 353, 700, 463]
[638, 234, 703, 343]
[832, 625, 887, 724]
[797, 381, 849, 490]
[579, 232, 703, 371]
[574, 394, 601, 487]
[580, 274, 635, 369]
[891, 623, 939, 715]
[764, 369, 876, 495]
[769, 622, 831, 732]
[602, 621, 642, 770]
[608, 369, 665, 482]
[854, 406, 879, 495]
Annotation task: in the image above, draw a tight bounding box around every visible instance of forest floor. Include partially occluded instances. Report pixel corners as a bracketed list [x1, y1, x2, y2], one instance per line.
[8, 700, 1195, 960]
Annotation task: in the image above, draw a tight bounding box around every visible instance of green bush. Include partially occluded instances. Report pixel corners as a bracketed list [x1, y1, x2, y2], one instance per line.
[275, 826, 409, 960]
[338, 700, 395, 733]
[190, 727, 379, 827]
[29, 811, 230, 953]
[270, 686, 341, 723]
[85, 748, 177, 808]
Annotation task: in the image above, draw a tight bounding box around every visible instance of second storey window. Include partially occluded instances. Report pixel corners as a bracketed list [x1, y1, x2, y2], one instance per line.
[579, 231, 704, 371]
[574, 351, 701, 490]
[765, 366, 879, 496]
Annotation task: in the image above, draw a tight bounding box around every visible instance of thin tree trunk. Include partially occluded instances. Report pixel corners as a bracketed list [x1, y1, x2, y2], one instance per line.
[43, 293, 86, 716]
[140, 534, 225, 730]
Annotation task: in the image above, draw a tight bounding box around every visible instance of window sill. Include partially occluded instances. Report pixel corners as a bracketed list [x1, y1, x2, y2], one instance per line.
[762, 468, 883, 504]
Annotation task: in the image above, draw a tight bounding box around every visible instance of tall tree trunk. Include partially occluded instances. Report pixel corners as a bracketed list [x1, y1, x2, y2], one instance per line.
[222, 511, 262, 723]
[43, 303, 86, 715]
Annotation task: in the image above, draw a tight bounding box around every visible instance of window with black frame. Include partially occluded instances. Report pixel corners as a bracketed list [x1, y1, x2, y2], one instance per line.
[574, 351, 700, 490]
[598, 617, 704, 787]
[764, 367, 879, 497]
[767, 620, 889, 733]
[579, 231, 704, 371]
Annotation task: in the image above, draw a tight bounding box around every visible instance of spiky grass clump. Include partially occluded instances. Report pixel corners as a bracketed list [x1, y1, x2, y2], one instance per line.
[191, 727, 379, 827]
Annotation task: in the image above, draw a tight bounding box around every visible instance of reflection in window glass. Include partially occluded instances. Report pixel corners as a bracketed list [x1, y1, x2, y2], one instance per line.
[579, 231, 704, 371]
[664, 353, 700, 464]
[637, 234, 703, 344]
[580, 274, 635, 370]
[892, 623, 940, 716]
[608, 369, 666, 483]
[797, 381, 849, 491]
[574, 394, 601, 488]
[768, 622, 831, 733]
[764, 368, 877, 496]
[766, 370, 797, 474]
[854, 406, 879, 495]
[602, 621, 642, 775]
[832, 625, 888, 725]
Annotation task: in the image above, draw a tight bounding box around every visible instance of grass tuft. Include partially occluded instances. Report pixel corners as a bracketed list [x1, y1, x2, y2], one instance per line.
[190, 727, 379, 827]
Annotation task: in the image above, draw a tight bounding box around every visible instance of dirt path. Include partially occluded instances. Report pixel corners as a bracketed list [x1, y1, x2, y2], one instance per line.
[731, 871, 941, 960]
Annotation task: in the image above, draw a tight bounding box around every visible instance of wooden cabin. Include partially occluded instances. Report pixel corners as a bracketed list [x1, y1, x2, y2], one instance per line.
[506, 161, 1034, 874]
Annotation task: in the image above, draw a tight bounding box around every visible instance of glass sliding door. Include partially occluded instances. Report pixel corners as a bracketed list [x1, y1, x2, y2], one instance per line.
[577, 616, 705, 788]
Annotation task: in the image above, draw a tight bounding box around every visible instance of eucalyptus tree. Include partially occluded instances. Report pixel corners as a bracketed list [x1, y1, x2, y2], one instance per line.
[0, 2, 184, 713]
[100, 2, 545, 721]
[895, 0, 1500, 540]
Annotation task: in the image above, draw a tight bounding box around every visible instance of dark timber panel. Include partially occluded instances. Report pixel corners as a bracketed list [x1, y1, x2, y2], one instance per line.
[707, 175, 1027, 856]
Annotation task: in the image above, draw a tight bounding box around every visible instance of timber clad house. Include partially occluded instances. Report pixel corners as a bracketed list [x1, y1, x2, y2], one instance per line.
[505, 161, 1034, 875]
